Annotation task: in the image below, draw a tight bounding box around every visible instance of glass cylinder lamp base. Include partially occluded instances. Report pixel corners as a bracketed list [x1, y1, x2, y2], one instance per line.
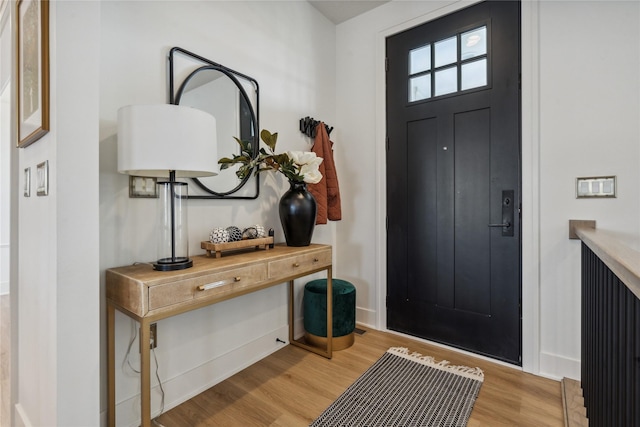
[153, 257, 193, 271]
[156, 180, 191, 272]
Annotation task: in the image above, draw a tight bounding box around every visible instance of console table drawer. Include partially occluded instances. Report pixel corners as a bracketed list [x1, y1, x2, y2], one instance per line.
[268, 248, 331, 279]
[148, 264, 267, 310]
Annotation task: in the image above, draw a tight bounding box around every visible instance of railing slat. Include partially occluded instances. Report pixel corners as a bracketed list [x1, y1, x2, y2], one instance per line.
[581, 243, 640, 426]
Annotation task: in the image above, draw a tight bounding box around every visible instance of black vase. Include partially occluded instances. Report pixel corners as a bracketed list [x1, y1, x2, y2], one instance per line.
[279, 180, 317, 246]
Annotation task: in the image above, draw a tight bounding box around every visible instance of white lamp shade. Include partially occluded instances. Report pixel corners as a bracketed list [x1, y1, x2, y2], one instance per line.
[117, 104, 218, 178]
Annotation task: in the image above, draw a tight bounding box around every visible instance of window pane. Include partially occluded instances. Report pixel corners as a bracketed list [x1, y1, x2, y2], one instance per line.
[434, 67, 457, 96]
[461, 26, 487, 60]
[409, 45, 431, 75]
[434, 36, 457, 68]
[409, 74, 431, 102]
[461, 58, 487, 90]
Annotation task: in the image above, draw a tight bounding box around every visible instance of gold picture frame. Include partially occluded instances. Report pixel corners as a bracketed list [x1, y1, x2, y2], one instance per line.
[16, 0, 49, 148]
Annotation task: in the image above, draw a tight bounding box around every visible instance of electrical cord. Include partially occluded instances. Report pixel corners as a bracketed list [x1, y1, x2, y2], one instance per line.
[122, 320, 140, 374]
[151, 346, 167, 427]
[122, 319, 167, 426]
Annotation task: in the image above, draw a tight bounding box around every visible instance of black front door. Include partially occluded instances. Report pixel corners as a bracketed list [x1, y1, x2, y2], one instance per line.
[386, 1, 522, 365]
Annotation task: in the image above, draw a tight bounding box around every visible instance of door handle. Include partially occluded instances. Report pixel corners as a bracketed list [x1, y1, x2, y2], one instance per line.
[488, 190, 514, 237]
[488, 222, 511, 228]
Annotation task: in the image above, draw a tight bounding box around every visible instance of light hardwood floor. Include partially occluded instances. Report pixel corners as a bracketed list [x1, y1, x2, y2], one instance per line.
[157, 328, 564, 426]
[1, 295, 9, 427]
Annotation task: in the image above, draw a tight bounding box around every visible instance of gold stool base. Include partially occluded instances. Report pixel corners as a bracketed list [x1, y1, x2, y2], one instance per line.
[304, 332, 355, 351]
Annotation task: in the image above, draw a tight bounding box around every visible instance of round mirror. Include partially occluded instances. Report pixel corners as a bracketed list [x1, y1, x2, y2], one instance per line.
[175, 65, 258, 197]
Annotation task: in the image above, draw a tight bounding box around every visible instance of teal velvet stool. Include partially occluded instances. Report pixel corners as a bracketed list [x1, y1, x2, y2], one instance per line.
[304, 278, 356, 351]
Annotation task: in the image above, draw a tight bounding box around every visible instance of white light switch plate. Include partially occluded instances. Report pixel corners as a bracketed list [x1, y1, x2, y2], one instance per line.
[24, 167, 30, 197]
[129, 176, 158, 198]
[36, 161, 48, 196]
[576, 176, 615, 198]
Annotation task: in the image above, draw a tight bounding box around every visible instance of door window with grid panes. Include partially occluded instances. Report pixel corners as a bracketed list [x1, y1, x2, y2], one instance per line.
[409, 26, 488, 102]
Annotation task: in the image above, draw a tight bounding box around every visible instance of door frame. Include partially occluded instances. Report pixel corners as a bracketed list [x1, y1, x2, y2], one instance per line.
[374, 0, 540, 374]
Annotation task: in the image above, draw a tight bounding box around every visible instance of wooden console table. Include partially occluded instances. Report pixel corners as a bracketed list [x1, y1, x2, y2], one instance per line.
[106, 244, 333, 427]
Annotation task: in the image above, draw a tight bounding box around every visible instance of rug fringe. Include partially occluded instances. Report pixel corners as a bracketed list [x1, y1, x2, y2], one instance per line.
[387, 347, 485, 382]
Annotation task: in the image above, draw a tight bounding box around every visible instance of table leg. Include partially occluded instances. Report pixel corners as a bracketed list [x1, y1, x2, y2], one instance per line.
[288, 269, 333, 358]
[139, 319, 152, 427]
[107, 302, 116, 427]
[326, 270, 333, 357]
[288, 280, 295, 343]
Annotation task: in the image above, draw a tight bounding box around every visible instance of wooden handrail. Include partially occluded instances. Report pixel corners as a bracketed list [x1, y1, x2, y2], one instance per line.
[570, 219, 640, 300]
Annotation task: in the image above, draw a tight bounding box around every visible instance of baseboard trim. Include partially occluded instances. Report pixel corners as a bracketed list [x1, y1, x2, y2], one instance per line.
[540, 351, 581, 381]
[356, 306, 376, 327]
[107, 325, 289, 427]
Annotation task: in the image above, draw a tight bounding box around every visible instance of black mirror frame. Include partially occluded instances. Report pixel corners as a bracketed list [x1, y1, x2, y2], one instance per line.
[168, 47, 260, 199]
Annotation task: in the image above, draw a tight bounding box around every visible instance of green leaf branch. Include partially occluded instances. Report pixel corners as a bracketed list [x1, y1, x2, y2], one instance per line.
[218, 129, 322, 184]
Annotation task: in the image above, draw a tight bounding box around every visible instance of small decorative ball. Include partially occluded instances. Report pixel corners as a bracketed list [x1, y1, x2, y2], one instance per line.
[226, 226, 243, 242]
[253, 224, 266, 238]
[209, 227, 230, 244]
[242, 226, 258, 239]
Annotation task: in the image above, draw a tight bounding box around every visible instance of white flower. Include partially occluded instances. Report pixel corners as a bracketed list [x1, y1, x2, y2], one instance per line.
[287, 151, 316, 165]
[301, 166, 323, 184]
[287, 151, 323, 184]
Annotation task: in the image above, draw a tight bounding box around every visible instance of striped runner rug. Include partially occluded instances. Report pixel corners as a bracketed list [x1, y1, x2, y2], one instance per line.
[310, 347, 484, 426]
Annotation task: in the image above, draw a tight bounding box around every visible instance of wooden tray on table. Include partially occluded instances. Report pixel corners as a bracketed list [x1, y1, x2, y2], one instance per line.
[201, 237, 274, 258]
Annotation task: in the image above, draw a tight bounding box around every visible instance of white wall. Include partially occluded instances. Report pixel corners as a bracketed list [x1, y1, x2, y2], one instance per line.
[99, 2, 336, 425]
[1, 11, 10, 296]
[334, 0, 640, 381]
[537, 0, 640, 378]
[15, 2, 101, 426]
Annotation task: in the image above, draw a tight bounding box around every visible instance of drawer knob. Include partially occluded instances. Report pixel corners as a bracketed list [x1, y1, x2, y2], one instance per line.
[313, 258, 319, 262]
[234, 276, 241, 282]
[293, 263, 300, 268]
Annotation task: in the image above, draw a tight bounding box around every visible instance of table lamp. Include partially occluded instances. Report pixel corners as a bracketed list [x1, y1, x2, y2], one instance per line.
[117, 104, 217, 271]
